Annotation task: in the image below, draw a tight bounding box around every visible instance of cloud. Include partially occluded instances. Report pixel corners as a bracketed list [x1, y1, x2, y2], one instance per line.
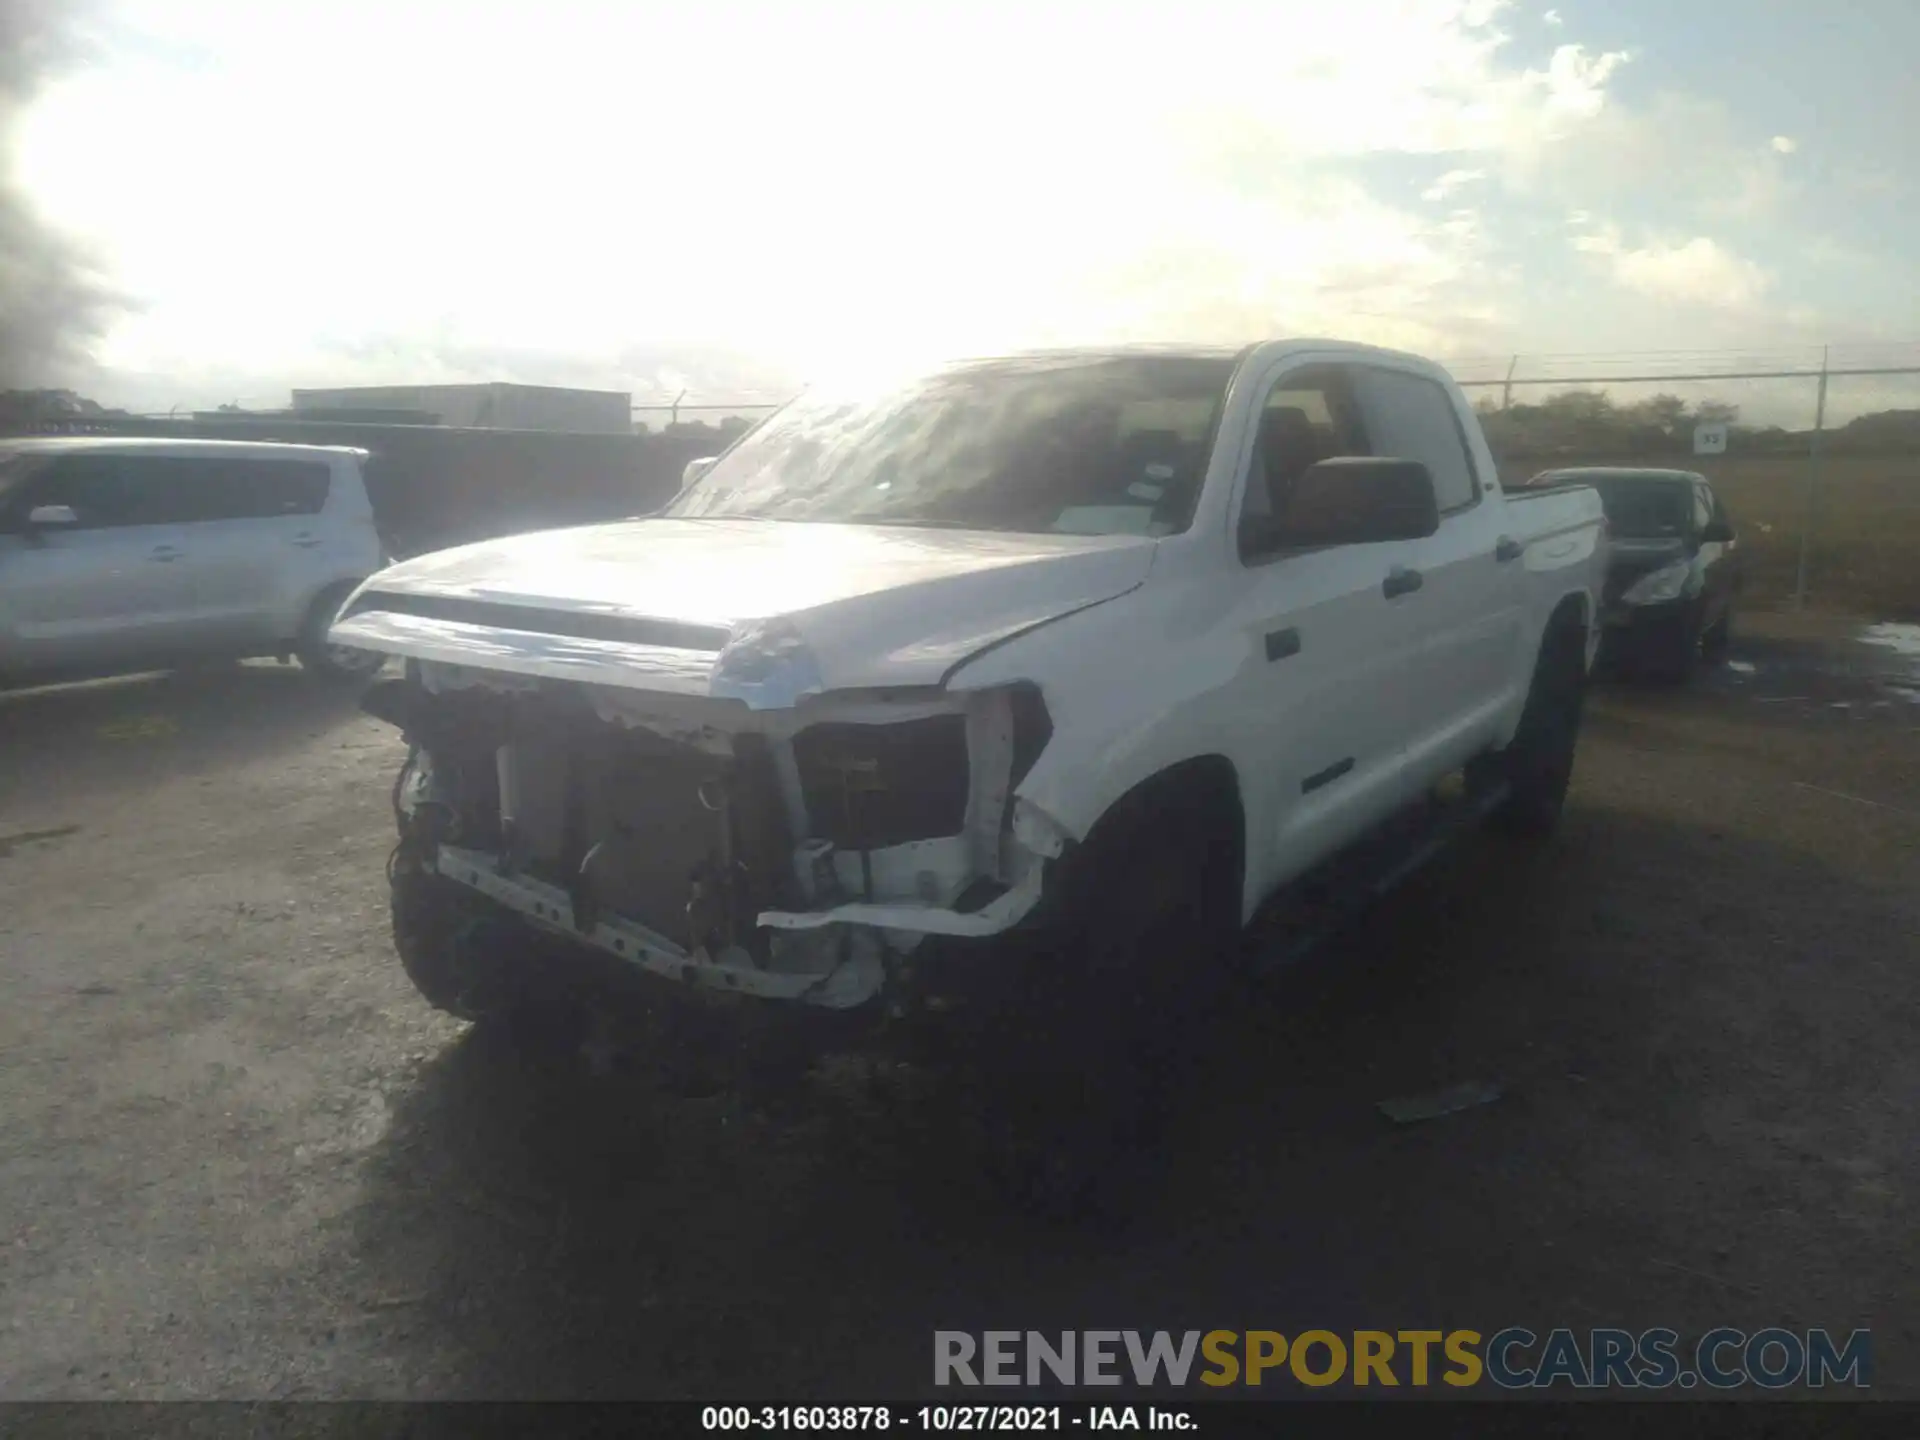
[25, 0, 1627, 398]
[1543, 8, 1563, 24]
[1504, 91, 1799, 222]
[1770, 135, 1798, 155]
[1423, 169, 1487, 202]
[0, 0, 123, 386]
[1573, 228, 1773, 310]
[34, 0, 1875, 408]
[1074, 171, 1516, 358]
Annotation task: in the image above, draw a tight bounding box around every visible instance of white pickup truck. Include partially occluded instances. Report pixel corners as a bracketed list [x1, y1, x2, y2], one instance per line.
[334, 340, 1608, 1213]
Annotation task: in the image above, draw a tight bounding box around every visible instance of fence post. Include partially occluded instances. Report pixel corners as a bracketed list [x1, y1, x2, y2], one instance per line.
[1793, 347, 1829, 609]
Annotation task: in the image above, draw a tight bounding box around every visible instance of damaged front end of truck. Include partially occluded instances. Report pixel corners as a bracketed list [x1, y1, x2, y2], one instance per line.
[345, 600, 1073, 1036]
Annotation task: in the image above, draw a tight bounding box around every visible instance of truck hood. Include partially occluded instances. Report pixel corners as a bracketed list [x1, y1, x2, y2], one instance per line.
[332, 517, 1156, 707]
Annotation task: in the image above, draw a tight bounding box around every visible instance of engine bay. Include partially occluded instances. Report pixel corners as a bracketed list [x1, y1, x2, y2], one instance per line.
[369, 662, 1056, 1008]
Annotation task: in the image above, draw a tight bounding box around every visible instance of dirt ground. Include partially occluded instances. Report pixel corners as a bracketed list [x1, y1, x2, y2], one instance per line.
[2, 611, 1916, 1402]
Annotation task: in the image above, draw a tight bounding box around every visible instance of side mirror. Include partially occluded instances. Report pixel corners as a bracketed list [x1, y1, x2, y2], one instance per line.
[681, 457, 718, 492]
[1699, 518, 1734, 543]
[1243, 457, 1440, 555]
[26, 503, 80, 529]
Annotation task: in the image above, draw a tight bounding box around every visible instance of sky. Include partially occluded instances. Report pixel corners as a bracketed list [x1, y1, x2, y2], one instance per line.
[8, 0, 1920, 419]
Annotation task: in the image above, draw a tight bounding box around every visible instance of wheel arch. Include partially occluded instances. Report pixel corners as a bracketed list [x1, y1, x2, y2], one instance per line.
[299, 576, 369, 639]
[1056, 752, 1247, 921]
[1548, 588, 1591, 643]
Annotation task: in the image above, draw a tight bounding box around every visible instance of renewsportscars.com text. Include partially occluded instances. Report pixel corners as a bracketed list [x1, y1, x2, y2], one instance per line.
[934, 1328, 1871, 1390]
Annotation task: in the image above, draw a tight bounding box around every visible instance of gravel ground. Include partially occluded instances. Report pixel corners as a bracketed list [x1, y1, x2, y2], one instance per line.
[2, 613, 1916, 1401]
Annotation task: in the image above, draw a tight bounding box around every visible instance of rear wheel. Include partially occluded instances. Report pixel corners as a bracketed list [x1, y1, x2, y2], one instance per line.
[1483, 614, 1590, 841]
[296, 585, 385, 684]
[974, 784, 1241, 1221]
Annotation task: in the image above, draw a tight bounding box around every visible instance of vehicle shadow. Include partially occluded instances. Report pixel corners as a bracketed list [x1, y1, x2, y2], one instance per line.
[344, 790, 1920, 1399]
[0, 662, 376, 814]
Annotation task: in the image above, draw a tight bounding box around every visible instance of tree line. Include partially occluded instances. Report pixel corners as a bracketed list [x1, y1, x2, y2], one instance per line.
[1475, 390, 1920, 458]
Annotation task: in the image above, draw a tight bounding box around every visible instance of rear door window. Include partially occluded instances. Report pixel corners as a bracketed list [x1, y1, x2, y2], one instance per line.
[201, 459, 332, 519]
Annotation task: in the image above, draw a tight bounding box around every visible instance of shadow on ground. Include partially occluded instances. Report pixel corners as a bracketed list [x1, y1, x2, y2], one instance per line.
[340, 785, 1918, 1399]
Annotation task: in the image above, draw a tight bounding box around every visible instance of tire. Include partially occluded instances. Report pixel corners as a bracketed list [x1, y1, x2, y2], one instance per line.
[389, 855, 528, 1022]
[1485, 615, 1589, 841]
[296, 586, 386, 684]
[1700, 609, 1732, 664]
[1646, 607, 1702, 684]
[974, 786, 1240, 1221]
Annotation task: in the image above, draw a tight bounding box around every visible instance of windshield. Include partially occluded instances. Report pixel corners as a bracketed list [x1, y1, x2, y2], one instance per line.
[664, 355, 1237, 537]
[1582, 476, 1695, 539]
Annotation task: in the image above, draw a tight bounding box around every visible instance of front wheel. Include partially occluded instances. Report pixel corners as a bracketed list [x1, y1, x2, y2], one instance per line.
[390, 855, 531, 1022]
[973, 788, 1241, 1221]
[1645, 605, 1704, 684]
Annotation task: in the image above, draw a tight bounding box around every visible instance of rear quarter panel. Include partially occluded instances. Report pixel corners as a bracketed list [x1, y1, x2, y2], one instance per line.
[270, 455, 385, 638]
[1499, 484, 1608, 718]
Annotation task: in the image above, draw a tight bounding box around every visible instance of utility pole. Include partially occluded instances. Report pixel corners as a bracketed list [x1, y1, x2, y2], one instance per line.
[1501, 354, 1518, 412]
[1793, 346, 1829, 609]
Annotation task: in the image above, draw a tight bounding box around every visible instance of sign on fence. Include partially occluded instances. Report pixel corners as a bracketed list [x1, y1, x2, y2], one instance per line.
[1693, 422, 1729, 455]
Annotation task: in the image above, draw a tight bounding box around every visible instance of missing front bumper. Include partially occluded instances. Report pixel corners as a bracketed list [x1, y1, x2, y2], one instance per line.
[432, 843, 887, 1009]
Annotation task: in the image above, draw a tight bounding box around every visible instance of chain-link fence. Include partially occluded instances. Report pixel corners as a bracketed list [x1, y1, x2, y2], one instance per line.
[630, 396, 786, 437]
[1450, 347, 1920, 618]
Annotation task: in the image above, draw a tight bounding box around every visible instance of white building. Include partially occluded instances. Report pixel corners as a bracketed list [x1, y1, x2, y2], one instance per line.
[290, 382, 631, 434]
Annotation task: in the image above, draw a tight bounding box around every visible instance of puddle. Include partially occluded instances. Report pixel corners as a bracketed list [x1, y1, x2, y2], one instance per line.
[1859, 623, 1920, 659]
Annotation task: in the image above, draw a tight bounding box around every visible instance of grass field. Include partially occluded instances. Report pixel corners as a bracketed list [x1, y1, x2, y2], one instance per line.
[1497, 450, 1920, 619]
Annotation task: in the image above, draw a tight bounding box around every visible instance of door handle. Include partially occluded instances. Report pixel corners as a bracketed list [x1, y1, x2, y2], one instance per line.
[292, 534, 322, 549]
[1495, 535, 1523, 563]
[1265, 627, 1301, 661]
[148, 547, 182, 563]
[1382, 566, 1423, 600]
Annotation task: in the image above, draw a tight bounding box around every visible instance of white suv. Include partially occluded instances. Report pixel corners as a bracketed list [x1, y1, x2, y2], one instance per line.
[0, 436, 389, 686]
